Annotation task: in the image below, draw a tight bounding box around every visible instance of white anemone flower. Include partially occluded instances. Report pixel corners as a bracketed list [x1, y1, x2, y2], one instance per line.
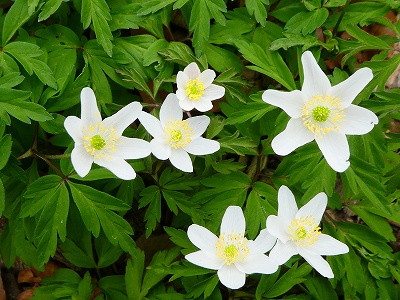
[176, 62, 225, 112]
[262, 51, 378, 172]
[64, 87, 151, 180]
[138, 93, 220, 172]
[266, 186, 349, 278]
[185, 206, 278, 289]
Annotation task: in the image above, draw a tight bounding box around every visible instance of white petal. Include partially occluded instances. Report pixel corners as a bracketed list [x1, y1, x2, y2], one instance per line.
[266, 215, 291, 243]
[160, 94, 183, 126]
[176, 70, 189, 90]
[178, 98, 196, 111]
[262, 89, 304, 118]
[94, 157, 136, 180]
[184, 62, 201, 79]
[202, 84, 225, 100]
[296, 192, 327, 224]
[217, 264, 246, 290]
[184, 137, 220, 155]
[199, 69, 216, 88]
[298, 248, 334, 278]
[220, 206, 245, 235]
[176, 88, 188, 102]
[269, 240, 298, 265]
[315, 132, 350, 172]
[277, 186, 298, 227]
[235, 253, 278, 275]
[150, 139, 171, 160]
[328, 68, 373, 108]
[115, 137, 151, 159]
[102, 102, 142, 136]
[64, 116, 83, 143]
[138, 111, 165, 140]
[193, 99, 214, 112]
[187, 224, 218, 253]
[248, 229, 277, 254]
[71, 144, 93, 177]
[169, 148, 193, 172]
[301, 51, 331, 100]
[81, 87, 102, 128]
[186, 115, 210, 138]
[307, 234, 349, 256]
[341, 104, 378, 135]
[271, 118, 315, 156]
[185, 251, 223, 270]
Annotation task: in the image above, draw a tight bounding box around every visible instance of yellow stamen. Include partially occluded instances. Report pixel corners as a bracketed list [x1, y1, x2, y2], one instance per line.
[164, 119, 193, 149]
[288, 216, 321, 247]
[185, 78, 205, 100]
[216, 232, 250, 265]
[83, 123, 119, 160]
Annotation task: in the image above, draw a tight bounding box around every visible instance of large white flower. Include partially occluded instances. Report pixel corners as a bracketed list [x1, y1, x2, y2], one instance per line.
[138, 93, 220, 172]
[176, 62, 225, 112]
[266, 186, 349, 278]
[262, 51, 378, 172]
[64, 87, 151, 180]
[186, 206, 278, 289]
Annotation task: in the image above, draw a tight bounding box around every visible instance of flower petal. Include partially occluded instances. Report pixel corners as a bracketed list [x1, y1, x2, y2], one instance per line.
[236, 253, 278, 275]
[185, 250, 223, 270]
[266, 215, 291, 243]
[178, 98, 196, 111]
[199, 69, 216, 88]
[176, 70, 190, 90]
[217, 264, 246, 290]
[315, 132, 350, 172]
[262, 89, 304, 118]
[176, 88, 188, 102]
[307, 234, 349, 256]
[248, 229, 277, 254]
[169, 148, 193, 172]
[202, 84, 225, 100]
[220, 206, 245, 235]
[301, 51, 331, 100]
[341, 104, 378, 135]
[328, 68, 373, 108]
[94, 157, 136, 180]
[271, 118, 315, 156]
[186, 115, 210, 138]
[296, 192, 327, 224]
[150, 139, 171, 160]
[138, 111, 165, 139]
[102, 102, 142, 136]
[64, 116, 83, 143]
[115, 137, 151, 159]
[268, 240, 298, 265]
[184, 62, 201, 79]
[81, 87, 102, 128]
[277, 185, 298, 227]
[298, 248, 334, 278]
[187, 224, 218, 253]
[184, 137, 220, 155]
[71, 144, 93, 177]
[193, 99, 213, 112]
[160, 94, 183, 126]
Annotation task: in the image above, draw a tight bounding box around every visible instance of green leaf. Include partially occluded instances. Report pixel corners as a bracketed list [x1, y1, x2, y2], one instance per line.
[125, 253, 144, 300]
[137, 0, 177, 15]
[245, 0, 268, 26]
[285, 8, 329, 35]
[219, 131, 258, 155]
[60, 239, 96, 268]
[38, 0, 63, 21]
[204, 43, 242, 72]
[0, 180, 4, 218]
[0, 134, 12, 170]
[189, 0, 210, 55]
[95, 234, 124, 268]
[139, 185, 161, 238]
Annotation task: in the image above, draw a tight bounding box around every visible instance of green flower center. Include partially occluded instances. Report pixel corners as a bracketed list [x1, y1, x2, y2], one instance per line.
[295, 226, 308, 240]
[224, 244, 239, 262]
[312, 106, 330, 122]
[288, 216, 321, 247]
[216, 232, 250, 265]
[170, 129, 183, 143]
[185, 78, 205, 100]
[90, 134, 106, 150]
[164, 119, 193, 149]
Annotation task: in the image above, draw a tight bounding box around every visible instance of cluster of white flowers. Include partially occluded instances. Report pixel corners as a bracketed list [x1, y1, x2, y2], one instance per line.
[186, 186, 349, 289]
[64, 62, 225, 178]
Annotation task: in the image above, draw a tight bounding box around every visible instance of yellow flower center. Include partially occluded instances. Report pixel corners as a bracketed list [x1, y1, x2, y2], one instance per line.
[83, 122, 119, 160]
[288, 216, 321, 247]
[302, 95, 345, 138]
[185, 78, 205, 100]
[216, 232, 250, 265]
[164, 119, 193, 149]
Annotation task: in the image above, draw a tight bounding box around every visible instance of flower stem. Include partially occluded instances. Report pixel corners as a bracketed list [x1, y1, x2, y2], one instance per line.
[332, 0, 351, 36]
[31, 149, 66, 178]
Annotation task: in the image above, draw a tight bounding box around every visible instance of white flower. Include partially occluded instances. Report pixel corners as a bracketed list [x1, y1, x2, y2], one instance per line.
[64, 87, 151, 180]
[185, 206, 278, 289]
[176, 62, 225, 112]
[266, 186, 349, 278]
[262, 51, 378, 172]
[138, 93, 220, 172]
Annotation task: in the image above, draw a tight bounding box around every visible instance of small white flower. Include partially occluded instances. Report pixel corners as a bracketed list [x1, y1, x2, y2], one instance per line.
[176, 62, 225, 112]
[138, 93, 220, 172]
[64, 87, 151, 180]
[186, 206, 278, 289]
[262, 51, 378, 172]
[266, 186, 349, 278]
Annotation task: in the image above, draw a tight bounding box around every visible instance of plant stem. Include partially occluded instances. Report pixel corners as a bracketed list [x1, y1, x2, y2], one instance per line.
[332, 0, 351, 36]
[32, 149, 66, 178]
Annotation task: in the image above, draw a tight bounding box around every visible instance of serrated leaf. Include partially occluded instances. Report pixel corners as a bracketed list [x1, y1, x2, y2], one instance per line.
[246, 0, 268, 26]
[190, 0, 210, 55]
[38, 0, 63, 21]
[137, 0, 176, 15]
[219, 131, 258, 155]
[285, 8, 328, 35]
